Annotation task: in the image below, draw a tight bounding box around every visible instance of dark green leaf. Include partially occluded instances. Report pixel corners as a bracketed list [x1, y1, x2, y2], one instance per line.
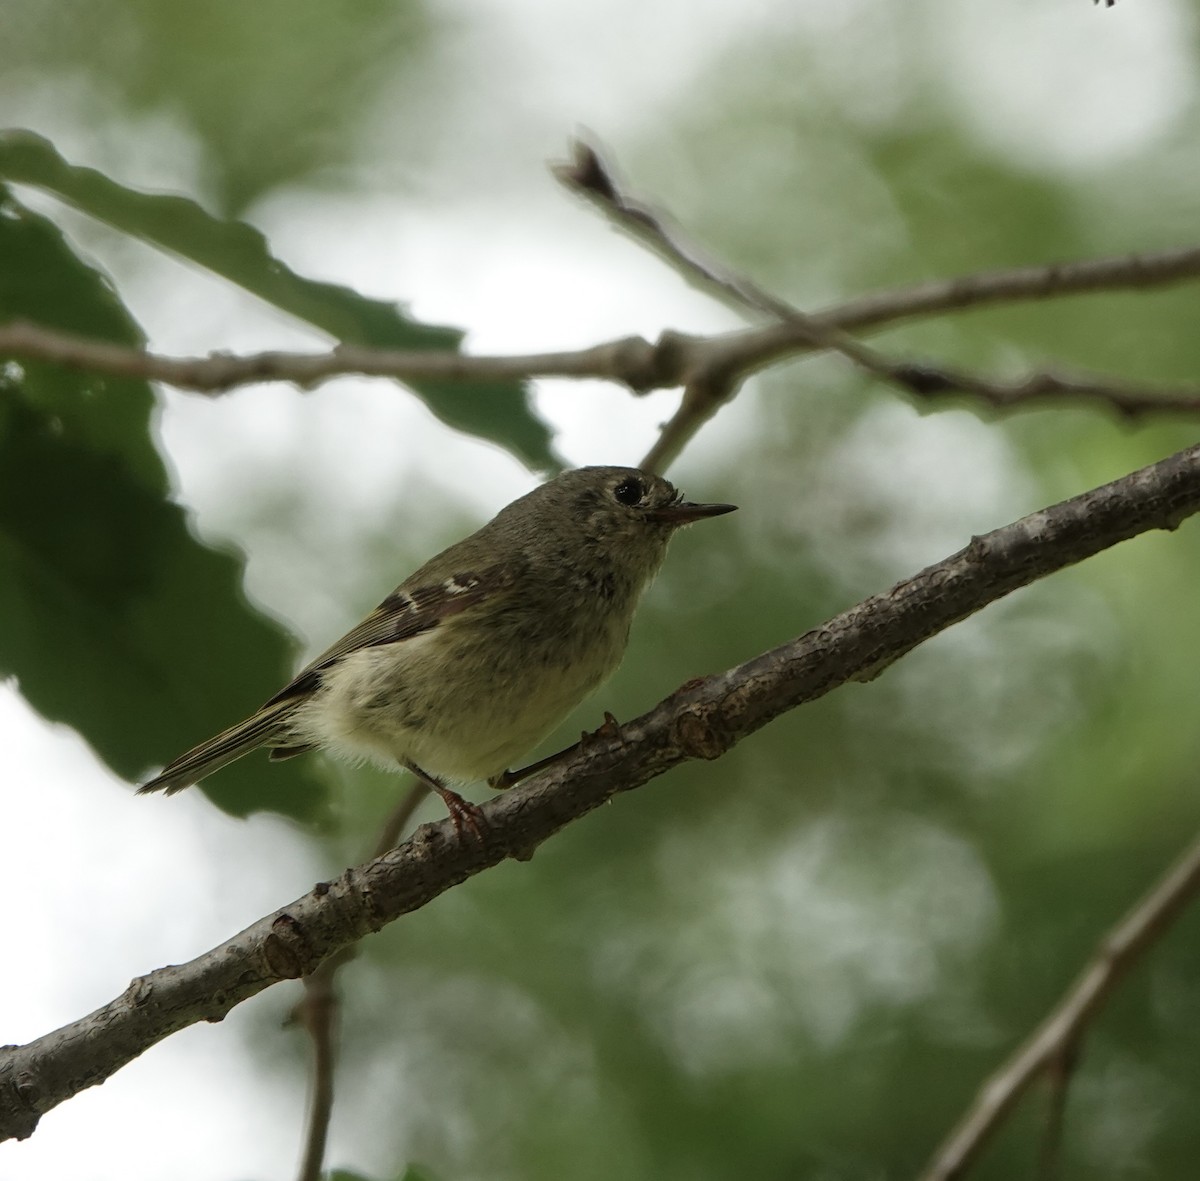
[0, 130, 559, 471]
[0, 186, 326, 820]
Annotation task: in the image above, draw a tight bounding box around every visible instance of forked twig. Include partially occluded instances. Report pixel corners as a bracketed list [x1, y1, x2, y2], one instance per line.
[554, 139, 1200, 472]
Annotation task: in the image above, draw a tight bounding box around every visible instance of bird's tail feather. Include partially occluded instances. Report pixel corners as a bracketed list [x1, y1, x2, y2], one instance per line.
[139, 705, 292, 795]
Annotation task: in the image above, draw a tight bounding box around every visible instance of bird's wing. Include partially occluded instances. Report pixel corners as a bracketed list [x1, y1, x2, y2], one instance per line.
[262, 561, 517, 708]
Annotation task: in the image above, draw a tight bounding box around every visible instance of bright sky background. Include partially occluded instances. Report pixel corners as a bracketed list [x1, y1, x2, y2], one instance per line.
[0, 0, 1185, 1178]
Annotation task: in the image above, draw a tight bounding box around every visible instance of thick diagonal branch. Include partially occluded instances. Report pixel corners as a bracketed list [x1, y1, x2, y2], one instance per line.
[3, 441, 1200, 1144]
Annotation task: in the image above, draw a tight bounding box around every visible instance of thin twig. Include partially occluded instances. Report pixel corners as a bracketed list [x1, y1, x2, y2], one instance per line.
[295, 960, 339, 1181]
[553, 140, 797, 320]
[554, 140, 1200, 471]
[801, 246, 1200, 332]
[371, 782, 431, 858]
[0, 319, 681, 394]
[5, 440, 1200, 1143]
[1035, 1043, 1076, 1181]
[4, 230, 1200, 446]
[292, 779, 429, 1181]
[919, 826, 1200, 1181]
[640, 372, 736, 475]
[882, 363, 1200, 419]
[557, 139, 923, 470]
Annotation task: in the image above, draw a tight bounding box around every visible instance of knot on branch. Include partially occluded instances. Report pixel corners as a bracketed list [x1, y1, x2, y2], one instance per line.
[262, 913, 312, 980]
[606, 333, 688, 392]
[0, 1064, 42, 1141]
[123, 975, 155, 1007]
[673, 703, 735, 762]
[607, 329, 695, 392]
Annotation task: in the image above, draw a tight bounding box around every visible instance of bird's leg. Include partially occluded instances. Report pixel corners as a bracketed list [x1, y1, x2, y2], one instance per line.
[487, 712, 625, 791]
[402, 759, 487, 839]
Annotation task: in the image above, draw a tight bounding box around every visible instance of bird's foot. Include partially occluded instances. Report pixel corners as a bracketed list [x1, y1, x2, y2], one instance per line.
[404, 760, 487, 840]
[432, 783, 488, 841]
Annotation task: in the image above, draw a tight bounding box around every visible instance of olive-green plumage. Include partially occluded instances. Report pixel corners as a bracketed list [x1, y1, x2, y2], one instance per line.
[140, 466, 735, 807]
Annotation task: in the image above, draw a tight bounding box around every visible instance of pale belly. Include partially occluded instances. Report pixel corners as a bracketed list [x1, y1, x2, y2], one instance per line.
[290, 615, 627, 782]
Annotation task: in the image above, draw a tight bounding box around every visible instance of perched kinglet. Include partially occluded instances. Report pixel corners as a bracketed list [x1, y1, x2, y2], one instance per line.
[140, 466, 736, 826]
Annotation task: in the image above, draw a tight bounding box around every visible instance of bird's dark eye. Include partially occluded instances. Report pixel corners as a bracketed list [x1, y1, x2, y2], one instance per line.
[613, 478, 644, 506]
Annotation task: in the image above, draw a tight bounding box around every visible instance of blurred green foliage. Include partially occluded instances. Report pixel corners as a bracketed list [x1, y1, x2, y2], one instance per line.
[2, 0, 438, 212]
[4, 2, 1200, 1180]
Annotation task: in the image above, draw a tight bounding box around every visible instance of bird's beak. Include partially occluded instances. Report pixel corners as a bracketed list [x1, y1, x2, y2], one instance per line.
[646, 500, 738, 525]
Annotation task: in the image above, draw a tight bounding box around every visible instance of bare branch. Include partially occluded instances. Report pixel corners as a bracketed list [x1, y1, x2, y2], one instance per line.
[553, 140, 1200, 469]
[553, 140, 797, 321]
[3, 441, 1200, 1143]
[0, 318, 681, 394]
[920, 825, 1200, 1181]
[881, 363, 1200, 419]
[814, 246, 1200, 333]
[639, 371, 737, 475]
[5, 230, 1200, 459]
[554, 143, 1200, 337]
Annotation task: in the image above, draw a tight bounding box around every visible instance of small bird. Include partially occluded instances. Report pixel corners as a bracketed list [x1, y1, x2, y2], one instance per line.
[140, 466, 736, 827]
